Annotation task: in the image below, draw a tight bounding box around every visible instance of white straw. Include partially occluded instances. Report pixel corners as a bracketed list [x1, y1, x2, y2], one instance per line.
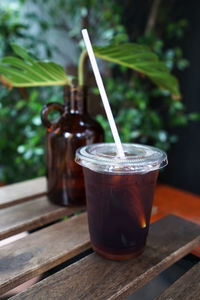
[81, 29, 125, 158]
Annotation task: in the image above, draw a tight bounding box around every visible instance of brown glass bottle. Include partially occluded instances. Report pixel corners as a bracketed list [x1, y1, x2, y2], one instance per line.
[41, 86, 104, 206]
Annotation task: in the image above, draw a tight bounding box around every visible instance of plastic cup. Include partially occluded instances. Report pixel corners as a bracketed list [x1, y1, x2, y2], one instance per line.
[75, 143, 167, 260]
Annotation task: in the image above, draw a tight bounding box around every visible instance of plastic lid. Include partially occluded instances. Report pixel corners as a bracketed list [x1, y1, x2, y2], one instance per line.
[75, 143, 168, 174]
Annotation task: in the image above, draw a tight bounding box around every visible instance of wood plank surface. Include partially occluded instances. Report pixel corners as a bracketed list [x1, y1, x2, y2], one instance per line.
[154, 184, 200, 224]
[155, 262, 200, 300]
[0, 196, 84, 240]
[154, 184, 200, 258]
[0, 213, 89, 296]
[0, 177, 46, 209]
[11, 215, 200, 300]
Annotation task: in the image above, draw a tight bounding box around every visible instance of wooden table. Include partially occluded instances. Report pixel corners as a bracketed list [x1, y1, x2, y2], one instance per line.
[0, 177, 200, 299]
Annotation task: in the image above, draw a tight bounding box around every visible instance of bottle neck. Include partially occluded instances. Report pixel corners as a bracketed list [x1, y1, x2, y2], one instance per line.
[64, 86, 87, 114]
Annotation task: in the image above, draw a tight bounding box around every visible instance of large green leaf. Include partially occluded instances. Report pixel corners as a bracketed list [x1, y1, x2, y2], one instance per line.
[93, 43, 180, 98]
[0, 43, 180, 98]
[0, 44, 72, 87]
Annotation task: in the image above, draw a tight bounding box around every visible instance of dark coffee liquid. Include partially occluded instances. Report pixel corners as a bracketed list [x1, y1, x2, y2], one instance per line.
[83, 168, 158, 260]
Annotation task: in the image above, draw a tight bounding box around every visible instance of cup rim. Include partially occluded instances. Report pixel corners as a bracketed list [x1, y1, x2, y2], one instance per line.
[75, 143, 168, 174]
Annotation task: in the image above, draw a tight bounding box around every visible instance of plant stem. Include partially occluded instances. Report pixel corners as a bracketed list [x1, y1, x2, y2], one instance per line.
[78, 49, 88, 86]
[145, 0, 161, 36]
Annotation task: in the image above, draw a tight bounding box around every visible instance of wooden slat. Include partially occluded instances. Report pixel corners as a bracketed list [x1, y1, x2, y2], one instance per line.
[0, 196, 84, 240]
[11, 215, 200, 300]
[0, 213, 89, 296]
[154, 184, 200, 224]
[155, 262, 200, 300]
[154, 184, 200, 258]
[0, 177, 46, 209]
[0, 209, 158, 295]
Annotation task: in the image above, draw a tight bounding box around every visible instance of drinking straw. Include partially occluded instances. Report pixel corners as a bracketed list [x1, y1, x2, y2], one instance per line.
[81, 29, 125, 158]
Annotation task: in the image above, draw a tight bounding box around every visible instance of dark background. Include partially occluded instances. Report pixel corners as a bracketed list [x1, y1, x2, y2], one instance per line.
[161, 1, 200, 195]
[122, 0, 200, 195]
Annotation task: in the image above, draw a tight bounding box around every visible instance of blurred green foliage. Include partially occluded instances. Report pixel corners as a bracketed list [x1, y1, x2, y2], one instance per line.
[95, 6, 200, 151]
[0, 0, 199, 183]
[0, 1, 63, 183]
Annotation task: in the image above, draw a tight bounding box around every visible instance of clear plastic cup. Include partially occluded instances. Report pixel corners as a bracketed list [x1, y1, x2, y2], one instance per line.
[75, 143, 167, 260]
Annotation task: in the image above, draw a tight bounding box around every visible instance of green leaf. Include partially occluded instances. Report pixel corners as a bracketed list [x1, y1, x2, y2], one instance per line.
[93, 43, 180, 98]
[150, 72, 180, 97]
[0, 44, 72, 87]
[11, 43, 36, 64]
